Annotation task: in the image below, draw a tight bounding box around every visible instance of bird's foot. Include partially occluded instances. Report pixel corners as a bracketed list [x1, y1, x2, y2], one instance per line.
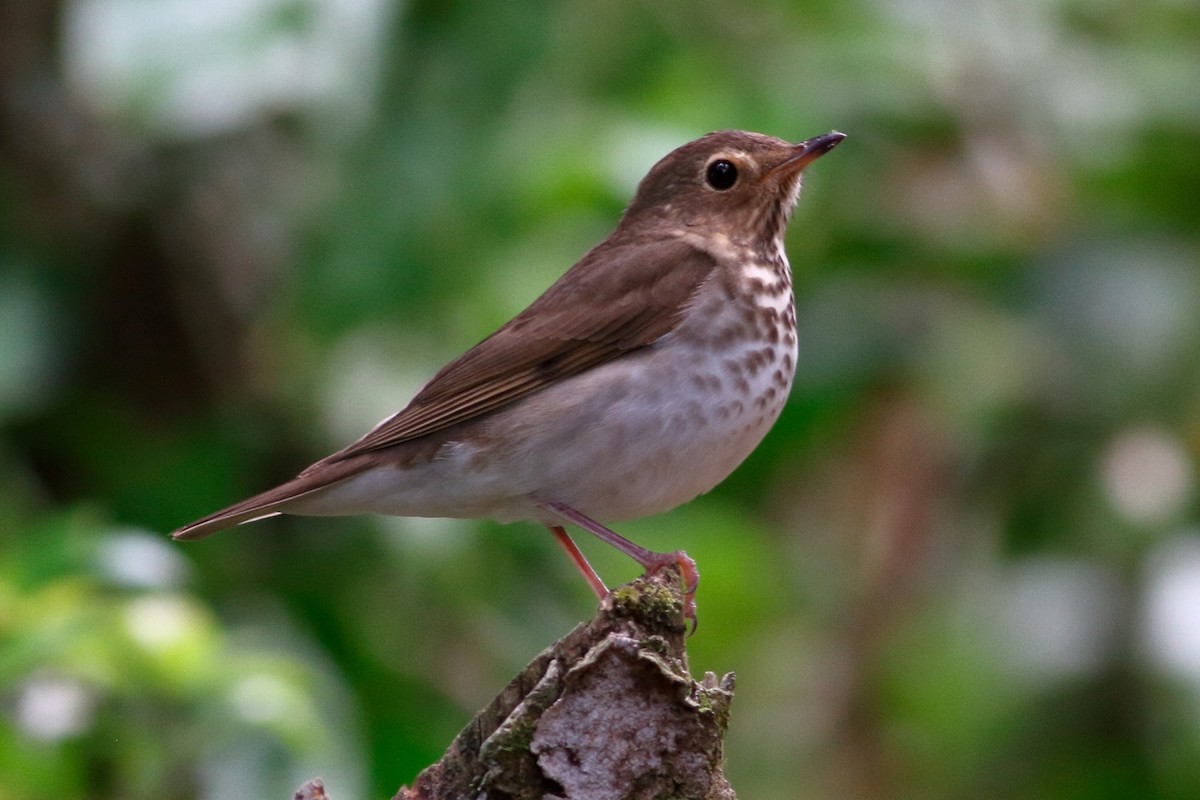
[539, 501, 699, 632]
[638, 549, 699, 633]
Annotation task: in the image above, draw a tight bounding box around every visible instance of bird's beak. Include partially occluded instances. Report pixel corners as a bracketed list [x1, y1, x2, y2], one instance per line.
[769, 131, 847, 177]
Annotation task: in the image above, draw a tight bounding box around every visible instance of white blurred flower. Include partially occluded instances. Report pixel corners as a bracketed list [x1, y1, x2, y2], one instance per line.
[124, 595, 194, 652]
[63, 0, 394, 136]
[1102, 427, 1194, 527]
[230, 673, 297, 725]
[994, 557, 1121, 681]
[98, 529, 191, 589]
[14, 676, 96, 742]
[1143, 534, 1200, 680]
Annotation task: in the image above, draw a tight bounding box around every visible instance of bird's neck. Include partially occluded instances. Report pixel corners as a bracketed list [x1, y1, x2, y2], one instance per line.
[668, 228, 790, 278]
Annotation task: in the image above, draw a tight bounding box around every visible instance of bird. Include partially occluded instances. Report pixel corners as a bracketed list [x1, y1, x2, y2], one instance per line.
[173, 128, 846, 621]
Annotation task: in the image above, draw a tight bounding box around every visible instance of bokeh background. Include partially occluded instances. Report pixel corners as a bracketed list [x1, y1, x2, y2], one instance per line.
[2, 1, 1199, 798]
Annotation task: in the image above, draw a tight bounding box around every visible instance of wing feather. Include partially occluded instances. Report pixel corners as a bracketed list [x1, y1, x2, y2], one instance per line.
[173, 235, 720, 539]
[314, 235, 718, 464]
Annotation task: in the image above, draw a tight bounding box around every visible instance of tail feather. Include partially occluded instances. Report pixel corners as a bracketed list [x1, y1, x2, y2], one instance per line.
[171, 457, 367, 541]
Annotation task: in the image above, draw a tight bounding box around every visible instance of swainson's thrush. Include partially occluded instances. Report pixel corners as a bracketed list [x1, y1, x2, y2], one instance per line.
[173, 129, 846, 619]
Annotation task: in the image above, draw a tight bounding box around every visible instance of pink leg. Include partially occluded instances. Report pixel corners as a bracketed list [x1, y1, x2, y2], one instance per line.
[539, 500, 699, 623]
[547, 524, 608, 600]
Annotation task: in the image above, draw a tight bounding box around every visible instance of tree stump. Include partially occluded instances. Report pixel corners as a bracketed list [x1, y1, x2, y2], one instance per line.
[296, 568, 737, 799]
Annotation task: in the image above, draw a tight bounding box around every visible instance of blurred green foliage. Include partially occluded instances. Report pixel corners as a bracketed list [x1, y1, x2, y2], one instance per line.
[2, 0, 1199, 798]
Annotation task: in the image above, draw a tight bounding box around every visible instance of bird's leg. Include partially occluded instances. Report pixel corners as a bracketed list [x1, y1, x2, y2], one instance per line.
[546, 524, 608, 600]
[538, 500, 699, 624]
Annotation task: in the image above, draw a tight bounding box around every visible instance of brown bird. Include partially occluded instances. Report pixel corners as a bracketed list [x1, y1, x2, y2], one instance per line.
[173, 129, 845, 620]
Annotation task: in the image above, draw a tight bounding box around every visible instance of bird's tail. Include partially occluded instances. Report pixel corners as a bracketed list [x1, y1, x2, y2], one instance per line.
[171, 457, 366, 540]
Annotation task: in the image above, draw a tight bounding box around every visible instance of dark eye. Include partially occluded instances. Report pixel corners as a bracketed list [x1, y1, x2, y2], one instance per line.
[705, 159, 738, 190]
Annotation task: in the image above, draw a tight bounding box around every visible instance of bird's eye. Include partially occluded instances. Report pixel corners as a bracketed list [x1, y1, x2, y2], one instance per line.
[705, 159, 738, 190]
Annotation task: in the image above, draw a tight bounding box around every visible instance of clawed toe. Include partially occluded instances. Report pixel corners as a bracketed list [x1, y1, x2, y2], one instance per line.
[537, 502, 699, 632]
[639, 550, 699, 632]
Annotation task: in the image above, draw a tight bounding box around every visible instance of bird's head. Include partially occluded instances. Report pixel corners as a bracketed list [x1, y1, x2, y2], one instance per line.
[621, 129, 845, 250]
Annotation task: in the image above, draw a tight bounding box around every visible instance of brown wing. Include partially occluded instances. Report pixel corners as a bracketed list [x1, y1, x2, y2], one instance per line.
[172, 234, 718, 541]
[310, 235, 719, 466]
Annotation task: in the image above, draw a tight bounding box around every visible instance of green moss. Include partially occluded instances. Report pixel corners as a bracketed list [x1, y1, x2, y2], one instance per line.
[608, 574, 686, 634]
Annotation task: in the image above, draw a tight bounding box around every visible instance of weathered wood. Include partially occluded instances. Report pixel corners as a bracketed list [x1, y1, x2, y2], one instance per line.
[293, 568, 737, 799]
